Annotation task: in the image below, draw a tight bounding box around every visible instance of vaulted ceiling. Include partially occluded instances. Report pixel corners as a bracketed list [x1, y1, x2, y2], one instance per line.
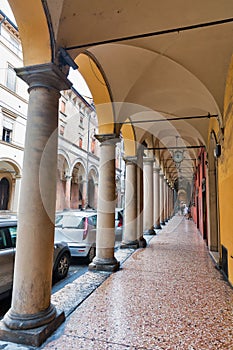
[8, 0, 233, 182]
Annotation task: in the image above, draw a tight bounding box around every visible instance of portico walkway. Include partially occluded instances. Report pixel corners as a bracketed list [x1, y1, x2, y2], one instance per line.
[2, 215, 233, 349]
[42, 215, 233, 349]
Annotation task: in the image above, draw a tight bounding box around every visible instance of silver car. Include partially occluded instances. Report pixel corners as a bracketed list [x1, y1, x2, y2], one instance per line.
[0, 218, 71, 300]
[55, 211, 97, 263]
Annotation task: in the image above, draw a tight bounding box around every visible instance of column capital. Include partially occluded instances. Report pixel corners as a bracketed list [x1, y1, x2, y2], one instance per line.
[95, 133, 120, 145]
[153, 164, 160, 173]
[15, 63, 72, 92]
[143, 157, 154, 165]
[159, 170, 164, 177]
[123, 156, 137, 165]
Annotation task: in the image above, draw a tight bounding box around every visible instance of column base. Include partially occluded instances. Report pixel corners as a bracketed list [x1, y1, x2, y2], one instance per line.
[3, 303, 56, 330]
[144, 228, 156, 235]
[154, 224, 162, 229]
[89, 256, 120, 272]
[161, 221, 166, 226]
[139, 237, 147, 248]
[120, 240, 139, 249]
[0, 311, 65, 347]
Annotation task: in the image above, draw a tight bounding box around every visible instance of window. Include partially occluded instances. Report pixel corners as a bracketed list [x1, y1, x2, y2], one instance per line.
[0, 229, 8, 249]
[79, 137, 83, 148]
[80, 116, 83, 127]
[60, 101, 66, 114]
[2, 127, 12, 142]
[6, 64, 16, 92]
[59, 125, 65, 136]
[9, 35, 20, 54]
[9, 227, 17, 247]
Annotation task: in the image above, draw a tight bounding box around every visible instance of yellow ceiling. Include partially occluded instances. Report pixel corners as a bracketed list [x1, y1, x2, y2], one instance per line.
[8, 0, 233, 181]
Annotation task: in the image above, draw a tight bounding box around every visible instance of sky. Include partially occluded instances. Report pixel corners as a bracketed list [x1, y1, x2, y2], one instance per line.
[0, 0, 93, 99]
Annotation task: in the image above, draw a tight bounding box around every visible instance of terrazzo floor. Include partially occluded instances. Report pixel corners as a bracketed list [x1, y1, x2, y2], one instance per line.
[2, 216, 233, 349]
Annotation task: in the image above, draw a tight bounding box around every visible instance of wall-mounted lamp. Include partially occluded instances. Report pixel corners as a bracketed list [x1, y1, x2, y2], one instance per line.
[214, 144, 221, 158]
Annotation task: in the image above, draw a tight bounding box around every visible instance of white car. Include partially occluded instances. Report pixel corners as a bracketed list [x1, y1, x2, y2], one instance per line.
[55, 211, 97, 262]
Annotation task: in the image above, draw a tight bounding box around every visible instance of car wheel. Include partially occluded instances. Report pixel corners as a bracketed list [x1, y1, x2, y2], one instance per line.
[53, 252, 70, 281]
[87, 246, 96, 263]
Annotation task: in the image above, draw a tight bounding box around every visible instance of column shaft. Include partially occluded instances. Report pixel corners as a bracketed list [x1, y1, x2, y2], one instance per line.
[153, 165, 161, 229]
[65, 176, 71, 209]
[143, 158, 155, 234]
[160, 172, 165, 225]
[89, 134, 119, 272]
[164, 179, 168, 222]
[12, 176, 21, 213]
[120, 157, 139, 248]
[137, 147, 147, 247]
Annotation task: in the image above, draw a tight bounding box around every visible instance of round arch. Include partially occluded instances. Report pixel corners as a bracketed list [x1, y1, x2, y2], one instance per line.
[8, 0, 52, 65]
[70, 161, 86, 209]
[0, 159, 22, 212]
[75, 53, 115, 135]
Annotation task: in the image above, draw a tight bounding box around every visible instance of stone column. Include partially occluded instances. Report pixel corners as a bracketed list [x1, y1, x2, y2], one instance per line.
[167, 185, 170, 219]
[153, 164, 161, 229]
[94, 181, 98, 209]
[70, 176, 79, 209]
[164, 177, 168, 222]
[120, 157, 139, 248]
[171, 187, 174, 216]
[168, 185, 171, 219]
[81, 180, 87, 209]
[64, 175, 72, 209]
[137, 146, 147, 247]
[143, 158, 155, 234]
[2, 64, 71, 337]
[12, 175, 21, 213]
[160, 171, 165, 225]
[89, 134, 120, 272]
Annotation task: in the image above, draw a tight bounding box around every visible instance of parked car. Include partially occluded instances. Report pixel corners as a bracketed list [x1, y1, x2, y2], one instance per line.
[115, 208, 124, 242]
[55, 209, 124, 262]
[0, 218, 71, 301]
[55, 211, 97, 262]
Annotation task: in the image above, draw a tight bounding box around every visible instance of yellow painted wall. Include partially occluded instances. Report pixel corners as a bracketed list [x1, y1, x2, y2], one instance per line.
[218, 55, 233, 285]
[8, 0, 51, 65]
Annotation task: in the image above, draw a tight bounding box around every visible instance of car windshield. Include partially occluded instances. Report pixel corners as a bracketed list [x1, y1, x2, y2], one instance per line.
[56, 215, 86, 229]
[55, 215, 63, 226]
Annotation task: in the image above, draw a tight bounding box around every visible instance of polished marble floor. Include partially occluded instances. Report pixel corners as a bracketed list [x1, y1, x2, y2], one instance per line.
[1, 216, 233, 349]
[41, 216, 233, 349]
